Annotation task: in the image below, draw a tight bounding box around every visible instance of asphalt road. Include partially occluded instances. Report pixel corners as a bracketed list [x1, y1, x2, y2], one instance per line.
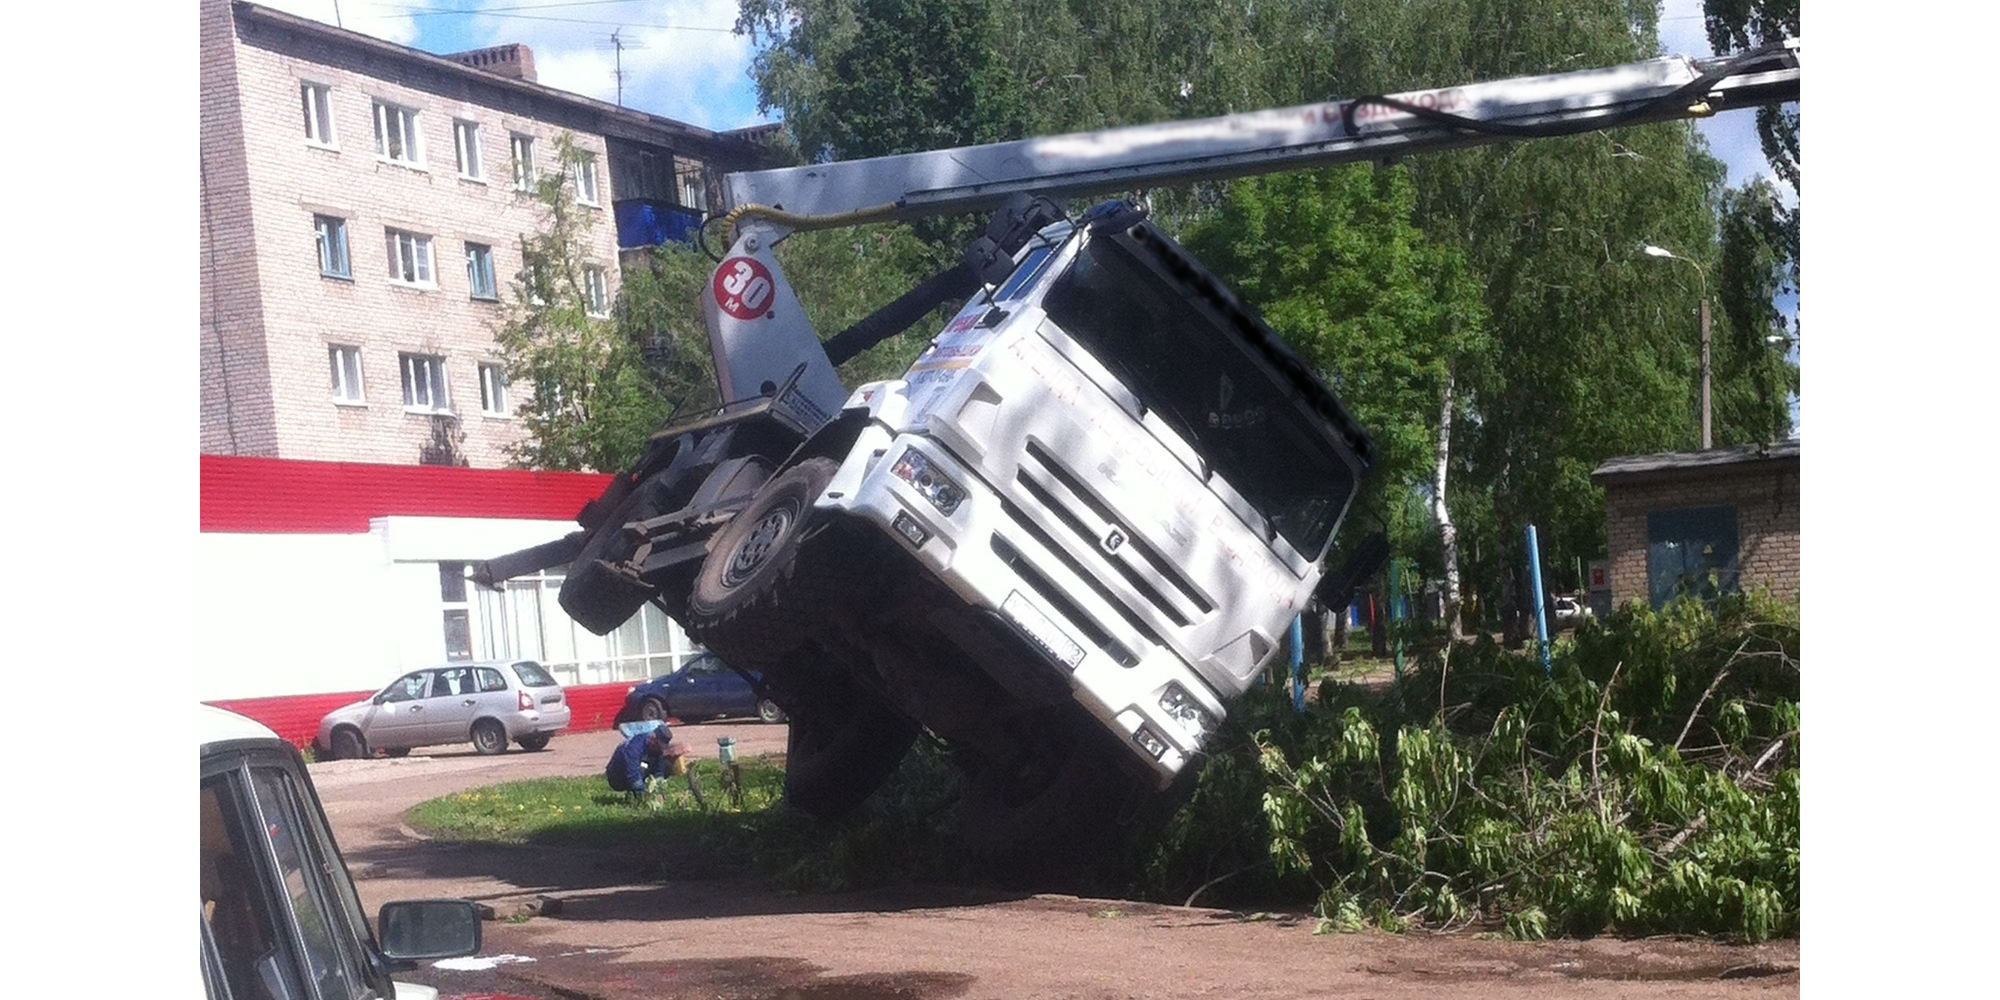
[313, 721, 1800, 1000]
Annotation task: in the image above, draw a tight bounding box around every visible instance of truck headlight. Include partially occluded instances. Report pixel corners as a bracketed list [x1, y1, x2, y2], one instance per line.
[1133, 725, 1168, 759]
[891, 449, 965, 516]
[1159, 682, 1216, 741]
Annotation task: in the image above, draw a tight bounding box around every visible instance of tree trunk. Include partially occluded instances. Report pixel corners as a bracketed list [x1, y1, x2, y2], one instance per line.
[1431, 358, 1465, 641]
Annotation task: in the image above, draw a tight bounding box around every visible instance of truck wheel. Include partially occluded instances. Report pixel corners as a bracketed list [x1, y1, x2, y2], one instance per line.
[688, 457, 841, 667]
[782, 698, 919, 820]
[560, 440, 701, 636]
[956, 720, 1137, 884]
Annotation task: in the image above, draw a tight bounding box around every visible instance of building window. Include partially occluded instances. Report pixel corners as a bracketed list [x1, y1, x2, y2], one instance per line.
[300, 82, 335, 146]
[583, 265, 609, 316]
[478, 363, 509, 416]
[1645, 505, 1740, 610]
[372, 100, 422, 164]
[329, 345, 363, 403]
[452, 119, 482, 179]
[465, 243, 497, 300]
[385, 228, 434, 286]
[569, 151, 599, 205]
[440, 561, 472, 661]
[313, 215, 350, 279]
[675, 156, 709, 212]
[510, 133, 535, 191]
[400, 353, 449, 412]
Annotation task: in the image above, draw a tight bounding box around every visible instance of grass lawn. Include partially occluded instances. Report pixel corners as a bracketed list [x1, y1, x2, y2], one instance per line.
[405, 758, 787, 849]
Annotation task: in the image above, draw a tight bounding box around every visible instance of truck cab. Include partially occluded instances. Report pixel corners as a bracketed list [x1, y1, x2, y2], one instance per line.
[199, 706, 480, 1000]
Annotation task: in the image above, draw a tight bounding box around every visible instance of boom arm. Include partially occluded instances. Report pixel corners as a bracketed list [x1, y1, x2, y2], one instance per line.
[720, 44, 1798, 224]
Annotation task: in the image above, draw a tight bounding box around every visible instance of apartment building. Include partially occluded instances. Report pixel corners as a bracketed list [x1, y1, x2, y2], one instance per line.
[200, 0, 773, 468]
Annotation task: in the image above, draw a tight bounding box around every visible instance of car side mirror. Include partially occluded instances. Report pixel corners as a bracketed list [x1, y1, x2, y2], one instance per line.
[372, 694, 387, 705]
[378, 899, 481, 969]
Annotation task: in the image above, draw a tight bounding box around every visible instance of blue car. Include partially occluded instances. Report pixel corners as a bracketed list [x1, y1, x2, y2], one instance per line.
[615, 652, 787, 725]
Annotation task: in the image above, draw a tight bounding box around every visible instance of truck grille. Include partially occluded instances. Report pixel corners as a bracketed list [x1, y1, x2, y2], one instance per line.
[996, 442, 1215, 660]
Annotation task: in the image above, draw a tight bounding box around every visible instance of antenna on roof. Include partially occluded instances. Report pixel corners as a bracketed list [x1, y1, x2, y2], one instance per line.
[598, 29, 646, 107]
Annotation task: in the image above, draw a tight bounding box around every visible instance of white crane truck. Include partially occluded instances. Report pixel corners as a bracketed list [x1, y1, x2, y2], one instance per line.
[477, 44, 1800, 870]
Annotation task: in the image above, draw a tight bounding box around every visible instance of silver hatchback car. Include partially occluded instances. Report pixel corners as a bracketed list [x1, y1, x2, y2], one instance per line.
[315, 659, 571, 759]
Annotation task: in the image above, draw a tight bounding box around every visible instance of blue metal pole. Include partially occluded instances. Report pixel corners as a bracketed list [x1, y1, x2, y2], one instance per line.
[1526, 524, 1551, 677]
[1389, 557, 1405, 693]
[1289, 615, 1306, 713]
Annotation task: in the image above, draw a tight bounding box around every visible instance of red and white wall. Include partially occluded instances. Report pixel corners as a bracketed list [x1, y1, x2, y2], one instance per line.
[201, 456, 695, 746]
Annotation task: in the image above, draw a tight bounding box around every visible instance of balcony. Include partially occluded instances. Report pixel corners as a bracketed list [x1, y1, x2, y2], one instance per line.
[614, 199, 703, 250]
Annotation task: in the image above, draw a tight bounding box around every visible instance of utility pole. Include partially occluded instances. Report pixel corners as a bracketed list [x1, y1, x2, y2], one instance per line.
[1699, 295, 1712, 450]
[1644, 244, 1712, 449]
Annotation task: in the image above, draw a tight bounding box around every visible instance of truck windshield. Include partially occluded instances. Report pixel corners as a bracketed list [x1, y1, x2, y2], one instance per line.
[1041, 235, 1356, 556]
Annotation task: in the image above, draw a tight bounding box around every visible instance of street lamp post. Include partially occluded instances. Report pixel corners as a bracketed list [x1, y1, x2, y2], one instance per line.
[1643, 244, 1711, 450]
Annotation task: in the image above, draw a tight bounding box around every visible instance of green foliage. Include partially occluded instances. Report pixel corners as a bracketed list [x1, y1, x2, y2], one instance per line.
[1182, 163, 1487, 554]
[1124, 598, 1798, 940]
[495, 134, 717, 472]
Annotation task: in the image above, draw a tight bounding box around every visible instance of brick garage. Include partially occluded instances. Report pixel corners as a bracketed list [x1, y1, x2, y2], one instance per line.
[1592, 440, 1799, 611]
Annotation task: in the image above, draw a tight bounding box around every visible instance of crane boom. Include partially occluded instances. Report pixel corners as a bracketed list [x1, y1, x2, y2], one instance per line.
[721, 44, 1797, 223]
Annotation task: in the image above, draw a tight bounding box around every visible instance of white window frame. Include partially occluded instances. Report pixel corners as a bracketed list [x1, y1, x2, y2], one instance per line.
[478, 362, 510, 417]
[301, 82, 336, 147]
[372, 100, 423, 165]
[675, 155, 709, 212]
[583, 265, 610, 317]
[465, 242, 498, 301]
[400, 353, 450, 413]
[385, 228, 435, 287]
[569, 151, 599, 205]
[453, 119, 483, 180]
[313, 215, 350, 279]
[510, 133, 536, 191]
[329, 345, 364, 404]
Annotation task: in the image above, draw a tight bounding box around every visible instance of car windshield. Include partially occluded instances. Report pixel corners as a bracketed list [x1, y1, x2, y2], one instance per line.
[1041, 234, 1358, 555]
[510, 661, 558, 688]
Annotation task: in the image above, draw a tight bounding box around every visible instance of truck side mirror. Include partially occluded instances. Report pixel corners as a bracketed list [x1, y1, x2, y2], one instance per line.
[378, 899, 481, 968]
[1315, 531, 1390, 610]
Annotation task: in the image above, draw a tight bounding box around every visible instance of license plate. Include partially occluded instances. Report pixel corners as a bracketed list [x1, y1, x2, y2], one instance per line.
[1002, 591, 1085, 671]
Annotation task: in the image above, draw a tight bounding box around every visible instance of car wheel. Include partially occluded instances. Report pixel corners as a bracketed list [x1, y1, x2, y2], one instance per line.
[330, 728, 367, 761]
[757, 698, 786, 724]
[687, 458, 842, 671]
[782, 694, 919, 820]
[383, 747, 411, 759]
[517, 733, 551, 752]
[639, 696, 668, 723]
[471, 719, 509, 755]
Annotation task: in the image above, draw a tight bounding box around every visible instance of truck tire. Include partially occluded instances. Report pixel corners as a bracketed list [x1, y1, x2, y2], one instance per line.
[560, 471, 682, 636]
[782, 697, 920, 820]
[687, 457, 841, 668]
[955, 717, 1138, 884]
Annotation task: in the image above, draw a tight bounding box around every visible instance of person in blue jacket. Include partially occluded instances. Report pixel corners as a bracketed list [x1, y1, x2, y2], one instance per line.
[605, 724, 686, 798]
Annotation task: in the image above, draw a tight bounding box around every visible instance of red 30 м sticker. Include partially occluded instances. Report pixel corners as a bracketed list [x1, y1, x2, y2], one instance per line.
[712, 257, 776, 319]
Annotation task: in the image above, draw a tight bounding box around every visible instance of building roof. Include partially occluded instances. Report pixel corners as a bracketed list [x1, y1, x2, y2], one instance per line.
[231, 1, 773, 160]
[202, 455, 613, 533]
[1591, 439, 1800, 485]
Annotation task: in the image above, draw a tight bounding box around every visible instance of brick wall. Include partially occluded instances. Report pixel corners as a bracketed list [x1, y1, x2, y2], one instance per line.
[201, 0, 279, 457]
[1602, 459, 1799, 609]
[203, 0, 627, 469]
